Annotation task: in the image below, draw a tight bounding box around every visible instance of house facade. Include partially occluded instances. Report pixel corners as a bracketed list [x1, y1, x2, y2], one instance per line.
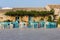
[0, 7, 47, 22]
[0, 5, 60, 22]
[45, 5, 60, 21]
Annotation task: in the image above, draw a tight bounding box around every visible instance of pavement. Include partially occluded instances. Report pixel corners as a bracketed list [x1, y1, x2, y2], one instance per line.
[0, 28, 60, 40]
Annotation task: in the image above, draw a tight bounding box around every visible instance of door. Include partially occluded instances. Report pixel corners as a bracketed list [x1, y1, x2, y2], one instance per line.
[15, 16, 19, 22]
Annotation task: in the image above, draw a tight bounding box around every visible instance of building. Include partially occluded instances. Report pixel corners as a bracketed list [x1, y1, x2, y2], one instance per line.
[0, 7, 46, 22]
[45, 5, 60, 21]
[0, 5, 60, 22]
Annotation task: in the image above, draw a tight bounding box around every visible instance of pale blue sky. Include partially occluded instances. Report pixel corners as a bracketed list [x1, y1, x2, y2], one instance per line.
[0, 0, 60, 7]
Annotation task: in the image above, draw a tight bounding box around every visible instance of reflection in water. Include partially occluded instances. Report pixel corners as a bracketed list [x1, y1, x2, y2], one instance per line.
[0, 21, 57, 29]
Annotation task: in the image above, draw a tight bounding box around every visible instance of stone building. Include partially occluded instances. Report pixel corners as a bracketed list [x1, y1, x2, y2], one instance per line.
[45, 5, 60, 21]
[0, 7, 46, 22]
[0, 5, 60, 22]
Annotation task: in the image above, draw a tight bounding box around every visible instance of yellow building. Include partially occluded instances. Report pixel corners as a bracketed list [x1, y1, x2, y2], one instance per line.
[0, 5, 60, 22]
[45, 5, 60, 21]
[0, 7, 46, 22]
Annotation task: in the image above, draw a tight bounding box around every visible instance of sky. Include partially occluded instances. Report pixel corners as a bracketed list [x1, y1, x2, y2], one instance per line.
[0, 0, 60, 8]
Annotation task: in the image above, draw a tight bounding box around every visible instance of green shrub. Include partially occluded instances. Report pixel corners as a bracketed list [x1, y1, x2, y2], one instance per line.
[58, 17, 60, 24]
[47, 16, 53, 22]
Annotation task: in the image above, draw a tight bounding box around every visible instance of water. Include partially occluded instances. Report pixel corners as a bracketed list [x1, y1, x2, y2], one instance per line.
[12, 22, 19, 28]
[4, 22, 10, 29]
[46, 22, 57, 28]
[0, 21, 57, 29]
[19, 22, 27, 28]
[28, 22, 34, 28]
[33, 22, 38, 28]
[0, 22, 10, 29]
[39, 21, 45, 28]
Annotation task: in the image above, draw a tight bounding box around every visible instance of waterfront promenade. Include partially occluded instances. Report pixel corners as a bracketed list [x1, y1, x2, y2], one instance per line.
[0, 28, 60, 40]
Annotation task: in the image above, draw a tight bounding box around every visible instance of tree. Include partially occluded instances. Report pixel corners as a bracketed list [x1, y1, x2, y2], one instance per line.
[5, 10, 54, 22]
[47, 16, 52, 22]
[5, 11, 16, 16]
[49, 9, 54, 15]
[50, 9, 55, 21]
[58, 17, 60, 24]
